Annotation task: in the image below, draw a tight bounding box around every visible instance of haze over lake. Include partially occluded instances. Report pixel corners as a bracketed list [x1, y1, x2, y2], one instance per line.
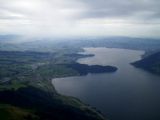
[53, 48, 160, 120]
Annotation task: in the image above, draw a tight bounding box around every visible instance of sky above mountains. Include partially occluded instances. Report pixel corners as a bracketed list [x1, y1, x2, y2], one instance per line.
[0, 0, 160, 38]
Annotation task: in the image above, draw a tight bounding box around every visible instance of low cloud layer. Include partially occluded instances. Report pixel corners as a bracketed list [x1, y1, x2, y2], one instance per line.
[0, 0, 160, 38]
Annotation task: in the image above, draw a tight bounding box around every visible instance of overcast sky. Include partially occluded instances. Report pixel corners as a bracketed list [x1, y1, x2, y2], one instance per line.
[0, 0, 160, 38]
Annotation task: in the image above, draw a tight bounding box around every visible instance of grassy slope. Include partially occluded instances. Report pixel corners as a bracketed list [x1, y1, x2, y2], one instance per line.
[0, 104, 38, 120]
[0, 51, 106, 120]
[0, 86, 105, 120]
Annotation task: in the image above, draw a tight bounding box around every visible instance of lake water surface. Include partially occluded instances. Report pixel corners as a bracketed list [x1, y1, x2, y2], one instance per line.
[52, 48, 160, 120]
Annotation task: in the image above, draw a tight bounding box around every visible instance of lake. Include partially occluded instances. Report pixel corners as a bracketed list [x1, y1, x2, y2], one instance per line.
[52, 47, 160, 120]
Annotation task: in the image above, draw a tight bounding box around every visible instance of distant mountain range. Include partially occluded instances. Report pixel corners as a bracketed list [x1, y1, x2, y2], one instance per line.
[1, 35, 160, 52]
[0, 35, 18, 41]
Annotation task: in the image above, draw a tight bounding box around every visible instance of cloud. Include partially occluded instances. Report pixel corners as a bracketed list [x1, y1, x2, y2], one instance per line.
[79, 0, 160, 20]
[0, 0, 160, 38]
[0, 0, 85, 36]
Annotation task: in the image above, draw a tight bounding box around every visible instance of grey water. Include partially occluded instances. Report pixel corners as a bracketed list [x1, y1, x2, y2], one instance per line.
[52, 47, 160, 120]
